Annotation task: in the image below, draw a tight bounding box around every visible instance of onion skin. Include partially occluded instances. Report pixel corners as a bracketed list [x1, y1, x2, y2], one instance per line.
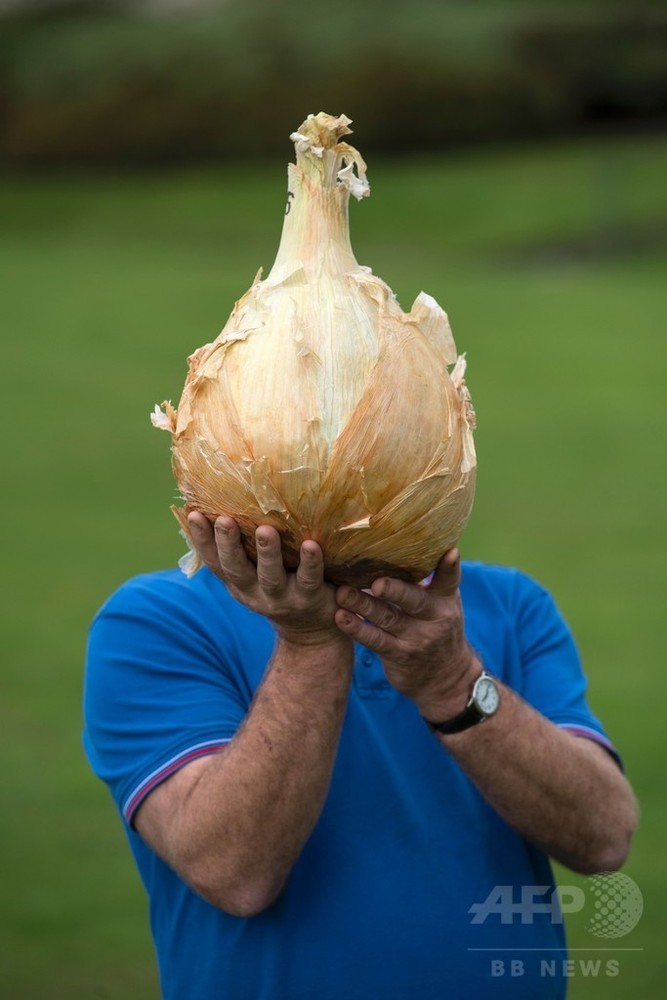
[153, 113, 476, 587]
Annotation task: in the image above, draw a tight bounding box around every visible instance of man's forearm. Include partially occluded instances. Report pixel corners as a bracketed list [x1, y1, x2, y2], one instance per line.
[146, 637, 353, 916]
[429, 679, 637, 874]
[334, 565, 637, 876]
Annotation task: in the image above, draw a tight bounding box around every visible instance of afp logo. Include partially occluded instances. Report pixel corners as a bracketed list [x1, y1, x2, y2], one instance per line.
[585, 873, 643, 939]
[469, 873, 643, 939]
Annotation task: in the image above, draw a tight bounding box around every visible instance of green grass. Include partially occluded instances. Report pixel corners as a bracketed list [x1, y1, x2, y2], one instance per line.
[1, 132, 665, 997]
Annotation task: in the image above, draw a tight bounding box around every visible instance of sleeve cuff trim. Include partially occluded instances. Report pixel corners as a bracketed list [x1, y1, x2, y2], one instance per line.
[558, 723, 623, 768]
[123, 738, 232, 824]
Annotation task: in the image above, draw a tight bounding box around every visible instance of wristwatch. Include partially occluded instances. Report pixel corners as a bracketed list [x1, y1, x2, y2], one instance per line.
[423, 670, 500, 735]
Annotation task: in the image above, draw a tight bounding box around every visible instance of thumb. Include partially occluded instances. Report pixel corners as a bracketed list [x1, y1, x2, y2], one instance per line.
[428, 547, 461, 598]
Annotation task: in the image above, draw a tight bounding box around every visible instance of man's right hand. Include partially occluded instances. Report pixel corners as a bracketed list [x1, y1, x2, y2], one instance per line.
[188, 513, 349, 650]
[136, 512, 354, 916]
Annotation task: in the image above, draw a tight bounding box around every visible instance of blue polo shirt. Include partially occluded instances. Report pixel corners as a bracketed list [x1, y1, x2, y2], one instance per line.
[83, 562, 618, 1000]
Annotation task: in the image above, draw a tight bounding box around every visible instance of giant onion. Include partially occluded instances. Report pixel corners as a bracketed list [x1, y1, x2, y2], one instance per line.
[152, 112, 476, 587]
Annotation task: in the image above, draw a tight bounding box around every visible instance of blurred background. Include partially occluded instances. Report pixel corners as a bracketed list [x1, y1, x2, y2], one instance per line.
[2, 0, 665, 997]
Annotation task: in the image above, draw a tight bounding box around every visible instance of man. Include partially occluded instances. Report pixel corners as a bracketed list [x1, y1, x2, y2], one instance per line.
[83, 513, 637, 1000]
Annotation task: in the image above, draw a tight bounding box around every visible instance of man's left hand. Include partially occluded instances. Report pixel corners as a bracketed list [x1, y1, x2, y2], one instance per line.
[337, 548, 638, 876]
[334, 548, 480, 717]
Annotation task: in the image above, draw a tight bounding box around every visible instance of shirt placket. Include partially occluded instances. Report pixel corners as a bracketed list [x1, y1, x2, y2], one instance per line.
[353, 645, 391, 699]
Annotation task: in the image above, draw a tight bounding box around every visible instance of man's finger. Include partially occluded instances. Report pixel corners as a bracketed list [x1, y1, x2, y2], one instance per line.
[194, 514, 254, 588]
[427, 547, 461, 598]
[337, 586, 405, 633]
[187, 512, 223, 571]
[368, 576, 434, 619]
[254, 526, 287, 594]
[334, 607, 396, 653]
[295, 540, 325, 591]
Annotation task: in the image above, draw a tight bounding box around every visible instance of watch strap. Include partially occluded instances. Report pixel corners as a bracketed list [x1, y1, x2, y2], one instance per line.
[423, 670, 498, 735]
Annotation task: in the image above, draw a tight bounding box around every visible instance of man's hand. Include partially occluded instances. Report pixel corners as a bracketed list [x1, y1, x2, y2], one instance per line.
[334, 548, 479, 717]
[336, 546, 637, 875]
[188, 513, 350, 649]
[135, 512, 354, 916]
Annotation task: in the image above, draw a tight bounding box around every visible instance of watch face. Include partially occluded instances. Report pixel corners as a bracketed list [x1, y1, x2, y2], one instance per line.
[475, 676, 500, 716]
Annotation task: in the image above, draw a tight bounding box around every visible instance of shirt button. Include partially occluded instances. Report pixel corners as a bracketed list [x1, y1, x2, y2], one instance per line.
[362, 653, 373, 668]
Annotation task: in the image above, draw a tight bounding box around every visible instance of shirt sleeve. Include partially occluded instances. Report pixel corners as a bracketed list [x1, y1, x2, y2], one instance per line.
[512, 573, 622, 767]
[82, 573, 257, 827]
